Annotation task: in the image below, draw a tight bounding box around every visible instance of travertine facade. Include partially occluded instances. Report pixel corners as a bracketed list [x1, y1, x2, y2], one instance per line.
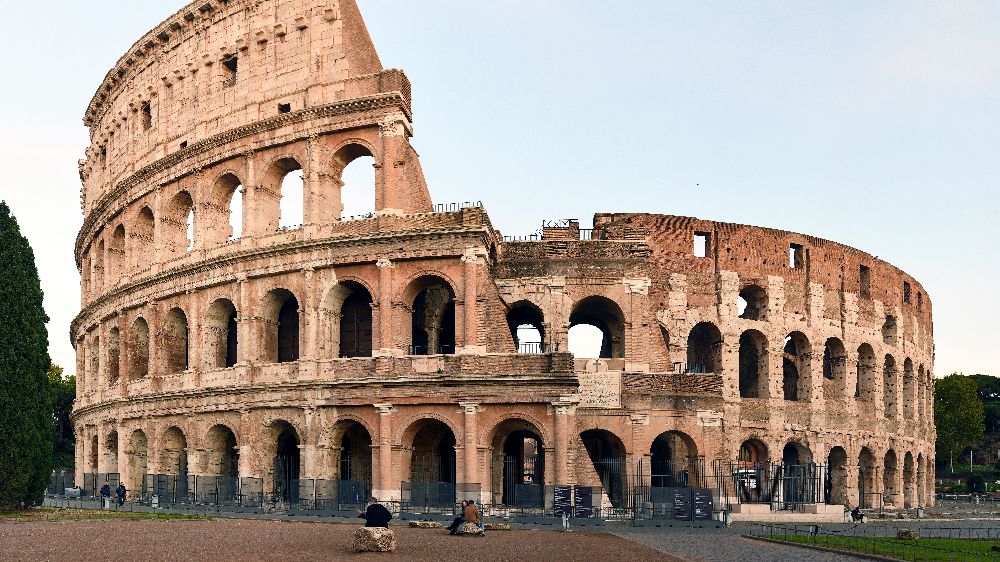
[72, 0, 935, 511]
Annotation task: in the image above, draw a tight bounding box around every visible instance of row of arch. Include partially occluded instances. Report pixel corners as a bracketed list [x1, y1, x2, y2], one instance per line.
[80, 275, 457, 387]
[83, 146, 377, 297]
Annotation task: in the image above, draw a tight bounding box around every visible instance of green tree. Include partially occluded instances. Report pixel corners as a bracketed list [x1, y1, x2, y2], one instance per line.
[935, 373, 985, 473]
[48, 365, 76, 471]
[0, 201, 53, 510]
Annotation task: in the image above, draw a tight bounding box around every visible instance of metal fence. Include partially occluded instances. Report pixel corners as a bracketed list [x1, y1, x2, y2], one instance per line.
[708, 461, 829, 510]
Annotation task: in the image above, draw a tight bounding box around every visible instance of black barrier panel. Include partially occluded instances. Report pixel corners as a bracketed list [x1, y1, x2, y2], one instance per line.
[515, 484, 543, 508]
[693, 488, 713, 520]
[338, 480, 369, 505]
[404, 482, 455, 508]
[553, 486, 572, 515]
[672, 488, 692, 520]
[574, 487, 593, 518]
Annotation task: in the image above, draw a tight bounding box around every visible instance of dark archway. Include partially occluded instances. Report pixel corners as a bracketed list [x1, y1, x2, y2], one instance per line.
[884, 355, 898, 418]
[205, 299, 238, 369]
[163, 308, 190, 374]
[739, 330, 767, 398]
[262, 289, 299, 363]
[828, 446, 849, 507]
[569, 296, 625, 359]
[338, 422, 373, 504]
[738, 285, 767, 320]
[407, 419, 457, 507]
[822, 338, 847, 400]
[128, 317, 150, 380]
[507, 301, 545, 354]
[204, 424, 239, 503]
[650, 431, 698, 487]
[408, 276, 456, 355]
[580, 429, 627, 508]
[782, 332, 810, 401]
[339, 285, 373, 358]
[687, 322, 722, 373]
[272, 421, 300, 501]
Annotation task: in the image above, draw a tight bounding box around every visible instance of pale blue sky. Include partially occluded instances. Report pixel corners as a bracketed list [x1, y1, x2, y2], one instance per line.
[0, 1, 996, 377]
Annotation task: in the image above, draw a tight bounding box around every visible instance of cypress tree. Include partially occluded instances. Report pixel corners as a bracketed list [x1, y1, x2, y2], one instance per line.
[0, 201, 53, 510]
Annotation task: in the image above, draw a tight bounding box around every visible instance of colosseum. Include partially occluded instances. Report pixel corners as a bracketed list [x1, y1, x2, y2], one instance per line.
[71, 0, 935, 518]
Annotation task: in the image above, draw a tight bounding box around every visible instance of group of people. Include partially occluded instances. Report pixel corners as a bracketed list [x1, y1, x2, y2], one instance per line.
[357, 497, 485, 535]
[99, 481, 128, 507]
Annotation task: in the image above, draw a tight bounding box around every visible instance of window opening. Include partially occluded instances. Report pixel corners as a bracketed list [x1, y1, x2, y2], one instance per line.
[917, 292, 923, 312]
[279, 169, 305, 230]
[278, 103, 291, 114]
[141, 101, 153, 130]
[789, 243, 804, 269]
[903, 281, 911, 304]
[222, 55, 238, 87]
[693, 232, 709, 258]
[859, 265, 870, 299]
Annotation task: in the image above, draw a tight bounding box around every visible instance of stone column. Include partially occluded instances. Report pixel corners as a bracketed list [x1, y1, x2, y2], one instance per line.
[235, 276, 253, 367]
[460, 249, 487, 353]
[302, 267, 319, 361]
[375, 113, 412, 214]
[375, 260, 395, 354]
[374, 404, 397, 501]
[187, 290, 201, 376]
[242, 151, 258, 237]
[459, 402, 481, 496]
[552, 397, 578, 485]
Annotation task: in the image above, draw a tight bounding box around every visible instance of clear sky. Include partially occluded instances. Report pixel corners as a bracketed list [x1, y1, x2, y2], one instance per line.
[0, 1, 996, 378]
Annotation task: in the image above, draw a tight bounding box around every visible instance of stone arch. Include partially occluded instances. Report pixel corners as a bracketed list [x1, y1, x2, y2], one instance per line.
[204, 424, 240, 478]
[822, 337, 848, 400]
[579, 428, 628, 508]
[649, 430, 700, 487]
[738, 438, 769, 464]
[781, 441, 814, 506]
[261, 156, 304, 231]
[782, 440, 813, 464]
[109, 223, 126, 279]
[163, 189, 195, 258]
[738, 284, 768, 321]
[332, 142, 377, 220]
[204, 298, 238, 369]
[883, 354, 898, 418]
[107, 326, 120, 386]
[163, 307, 190, 374]
[507, 300, 546, 354]
[569, 296, 625, 359]
[782, 332, 811, 401]
[267, 419, 301, 498]
[827, 446, 849, 507]
[882, 315, 898, 346]
[125, 429, 148, 494]
[403, 274, 457, 355]
[903, 451, 915, 508]
[127, 317, 150, 380]
[323, 281, 374, 358]
[858, 446, 877, 508]
[332, 419, 373, 503]
[856, 343, 877, 402]
[687, 321, 723, 374]
[489, 417, 546, 507]
[132, 206, 155, 272]
[902, 358, 915, 417]
[206, 172, 244, 245]
[738, 329, 768, 398]
[261, 288, 299, 363]
[884, 449, 899, 506]
[403, 418, 458, 506]
[159, 426, 189, 477]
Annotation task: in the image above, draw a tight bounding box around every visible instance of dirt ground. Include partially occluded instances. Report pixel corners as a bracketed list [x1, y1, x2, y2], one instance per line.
[0, 519, 682, 561]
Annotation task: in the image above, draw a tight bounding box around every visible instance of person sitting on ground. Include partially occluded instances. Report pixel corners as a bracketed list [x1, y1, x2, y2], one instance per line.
[446, 500, 468, 535]
[463, 499, 480, 530]
[358, 497, 393, 528]
[850, 506, 865, 522]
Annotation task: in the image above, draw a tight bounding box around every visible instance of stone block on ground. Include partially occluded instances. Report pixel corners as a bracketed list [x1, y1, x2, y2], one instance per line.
[896, 529, 919, 540]
[457, 522, 484, 536]
[484, 523, 511, 531]
[352, 527, 397, 552]
[408, 520, 442, 528]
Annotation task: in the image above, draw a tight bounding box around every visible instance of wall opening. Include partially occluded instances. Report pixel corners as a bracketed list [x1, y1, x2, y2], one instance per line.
[903, 358, 915, 418]
[882, 315, 898, 346]
[738, 285, 767, 320]
[738, 330, 767, 398]
[580, 429, 627, 508]
[262, 289, 299, 363]
[339, 284, 373, 358]
[782, 332, 810, 401]
[141, 101, 153, 130]
[506, 301, 545, 354]
[337, 422, 373, 503]
[822, 337, 847, 400]
[859, 265, 871, 299]
[407, 419, 457, 506]
[271, 421, 300, 500]
[205, 299, 238, 369]
[828, 446, 849, 507]
[903, 281, 911, 304]
[107, 327, 120, 386]
[340, 153, 376, 220]
[789, 243, 804, 269]
[693, 232, 710, 258]
[650, 431, 698, 487]
[856, 343, 876, 401]
[569, 296, 624, 359]
[491, 421, 545, 508]
[883, 354, 898, 418]
[408, 277, 456, 355]
[134, 207, 155, 271]
[279, 168, 305, 230]
[160, 427, 188, 479]
[205, 425, 239, 480]
[126, 430, 148, 494]
[163, 308, 189, 374]
[222, 55, 238, 86]
[687, 322, 722, 373]
[110, 225, 126, 279]
[165, 191, 195, 257]
[128, 317, 150, 380]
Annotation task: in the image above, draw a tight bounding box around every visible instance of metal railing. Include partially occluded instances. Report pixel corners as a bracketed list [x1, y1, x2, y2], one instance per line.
[407, 344, 456, 355]
[433, 201, 483, 213]
[516, 342, 546, 354]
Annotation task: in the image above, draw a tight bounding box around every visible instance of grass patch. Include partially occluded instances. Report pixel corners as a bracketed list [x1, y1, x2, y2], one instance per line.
[0, 508, 209, 523]
[770, 534, 1000, 560]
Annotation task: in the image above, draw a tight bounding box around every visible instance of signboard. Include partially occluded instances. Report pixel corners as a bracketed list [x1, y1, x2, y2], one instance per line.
[672, 488, 692, 520]
[553, 485, 572, 515]
[692, 488, 713, 520]
[578, 371, 622, 408]
[574, 487, 593, 518]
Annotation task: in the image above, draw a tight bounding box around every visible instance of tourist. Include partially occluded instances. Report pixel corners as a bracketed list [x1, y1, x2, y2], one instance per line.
[358, 497, 392, 528]
[100, 481, 111, 509]
[446, 500, 468, 535]
[115, 483, 127, 507]
[463, 499, 480, 530]
[850, 506, 865, 523]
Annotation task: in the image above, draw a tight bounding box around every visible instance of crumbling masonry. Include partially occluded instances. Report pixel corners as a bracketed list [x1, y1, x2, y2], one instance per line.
[71, 0, 935, 514]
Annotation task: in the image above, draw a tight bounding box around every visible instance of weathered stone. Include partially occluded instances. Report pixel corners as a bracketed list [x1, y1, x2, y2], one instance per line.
[896, 529, 919, 540]
[351, 527, 397, 552]
[408, 521, 442, 529]
[457, 522, 484, 536]
[484, 523, 512, 531]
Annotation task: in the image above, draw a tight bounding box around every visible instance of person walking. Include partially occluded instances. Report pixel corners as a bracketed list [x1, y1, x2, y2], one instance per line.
[100, 482, 111, 509]
[115, 483, 127, 507]
[358, 497, 393, 528]
[446, 500, 468, 535]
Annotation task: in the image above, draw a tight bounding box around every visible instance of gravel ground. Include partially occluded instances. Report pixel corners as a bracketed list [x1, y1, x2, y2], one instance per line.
[0, 519, 682, 562]
[612, 527, 862, 562]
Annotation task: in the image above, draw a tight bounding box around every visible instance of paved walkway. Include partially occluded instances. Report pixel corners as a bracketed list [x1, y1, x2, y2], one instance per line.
[613, 527, 861, 561]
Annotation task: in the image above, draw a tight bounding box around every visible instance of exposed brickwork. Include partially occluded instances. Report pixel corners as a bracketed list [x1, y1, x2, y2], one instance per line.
[71, 0, 935, 512]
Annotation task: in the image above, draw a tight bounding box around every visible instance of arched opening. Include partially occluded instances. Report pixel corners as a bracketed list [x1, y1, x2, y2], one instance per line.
[738, 330, 768, 398]
[858, 447, 876, 508]
[109, 224, 126, 280]
[649, 431, 698, 488]
[882, 315, 898, 346]
[407, 419, 457, 507]
[93, 240, 105, 291]
[104, 431, 119, 481]
[339, 284, 373, 358]
[89, 335, 101, 389]
[856, 343, 876, 401]
[903, 358, 915, 417]
[275, 159, 304, 230]
[780, 442, 815, 507]
[569, 296, 625, 359]
[107, 327, 120, 386]
[160, 427, 188, 477]
[822, 338, 847, 400]
[205, 299, 238, 369]
[335, 144, 376, 220]
[903, 452, 915, 508]
[262, 289, 299, 363]
[507, 301, 545, 354]
[883, 355, 898, 418]
[827, 446, 849, 507]
[337, 422, 373, 504]
[133, 206, 155, 272]
[165, 190, 195, 258]
[218, 174, 244, 241]
[884, 449, 898, 507]
[128, 317, 150, 380]
[738, 285, 767, 320]
[489, 420, 545, 507]
[782, 332, 810, 401]
[126, 430, 148, 496]
[917, 365, 926, 422]
[407, 276, 456, 355]
[916, 453, 926, 507]
[687, 322, 723, 373]
[271, 421, 301, 500]
[89, 435, 99, 476]
[205, 424, 239, 502]
[163, 308, 190, 374]
[736, 439, 769, 503]
[580, 429, 627, 508]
